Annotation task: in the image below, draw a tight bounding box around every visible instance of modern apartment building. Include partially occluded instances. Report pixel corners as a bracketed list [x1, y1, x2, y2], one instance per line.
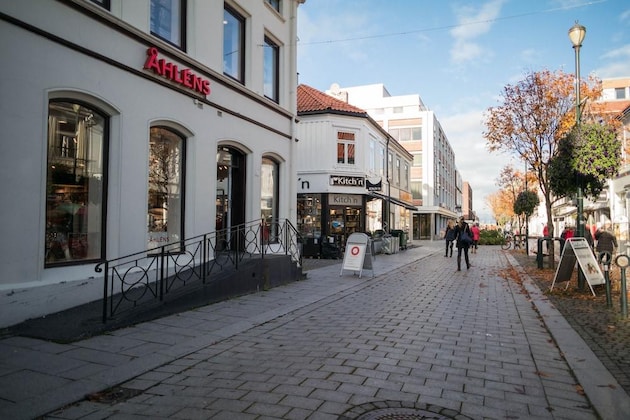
[327, 84, 461, 240]
[0, 0, 304, 326]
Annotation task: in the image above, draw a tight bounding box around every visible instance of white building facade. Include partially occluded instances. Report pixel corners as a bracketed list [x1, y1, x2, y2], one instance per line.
[327, 84, 460, 240]
[296, 84, 414, 257]
[0, 0, 303, 326]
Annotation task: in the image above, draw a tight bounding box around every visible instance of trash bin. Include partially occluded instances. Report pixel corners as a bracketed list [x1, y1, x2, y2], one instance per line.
[382, 235, 393, 254]
[321, 236, 341, 259]
[303, 237, 321, 258]
[390, 230, 408, 250]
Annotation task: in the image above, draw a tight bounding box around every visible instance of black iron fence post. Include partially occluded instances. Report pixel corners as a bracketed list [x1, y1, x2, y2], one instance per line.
[615, 254, 629, 319]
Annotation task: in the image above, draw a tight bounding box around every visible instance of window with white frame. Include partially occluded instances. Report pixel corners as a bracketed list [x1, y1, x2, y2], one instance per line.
[369, 138, 376, 172]
[263, 36, 279, 102]
[403, 162, 409, 190]
[615, 87, 627, 100]
[379, 145, 385, 176]
[337, 131, 355, 165]
[223, 4, 245, 83]
[89, 0, 110, 9]
[265, 0, 280, 12]
[150, 0, 185, 49]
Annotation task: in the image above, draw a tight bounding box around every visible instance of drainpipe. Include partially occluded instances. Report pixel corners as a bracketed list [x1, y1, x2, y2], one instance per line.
[386, 137, 391, 233]
[287, 0, 303, 226]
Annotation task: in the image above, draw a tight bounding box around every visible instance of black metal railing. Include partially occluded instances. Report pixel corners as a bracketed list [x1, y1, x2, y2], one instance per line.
[95, 218, 302, 323]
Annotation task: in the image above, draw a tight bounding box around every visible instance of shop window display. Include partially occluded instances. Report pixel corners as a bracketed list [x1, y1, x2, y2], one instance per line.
[261, 157, 279, 243]
[147, 127, 184, 250]
[45, 101, 106, 265]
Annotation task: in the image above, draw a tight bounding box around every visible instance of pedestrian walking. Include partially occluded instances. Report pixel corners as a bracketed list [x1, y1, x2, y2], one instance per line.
[454, 216, 472, 271]
[470, 222, 480, 254]
[444, 219, 456, 257]
[595, 222, 617, 257]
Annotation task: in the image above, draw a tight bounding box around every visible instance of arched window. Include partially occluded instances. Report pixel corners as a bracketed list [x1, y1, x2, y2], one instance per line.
[261, 157, 279, 243]
[148, 127, 185, 250]
[45, 101, 107, 265]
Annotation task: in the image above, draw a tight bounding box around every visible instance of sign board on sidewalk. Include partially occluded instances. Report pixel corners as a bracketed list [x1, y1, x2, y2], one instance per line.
[340, 233, 373, 278]
[551, 237, 604, 296]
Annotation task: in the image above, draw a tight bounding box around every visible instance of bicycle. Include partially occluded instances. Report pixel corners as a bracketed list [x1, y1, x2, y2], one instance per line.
[502, 232, 526, 251]
[501, 232, 513, 250]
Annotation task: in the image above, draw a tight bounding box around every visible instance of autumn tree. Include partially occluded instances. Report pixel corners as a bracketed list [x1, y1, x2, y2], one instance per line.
[483, 69, 602, 242]
[486, 189, 515, 226]
[495, 165, 538, 232]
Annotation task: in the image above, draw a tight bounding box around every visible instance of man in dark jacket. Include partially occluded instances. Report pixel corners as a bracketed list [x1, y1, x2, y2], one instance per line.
[595, 223, 617, 256]
[454, 216, 472, 271]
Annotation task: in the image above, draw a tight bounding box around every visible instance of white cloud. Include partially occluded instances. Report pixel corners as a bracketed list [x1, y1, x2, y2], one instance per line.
[449, 0, 506, 64]
[441, 109, 506, 222]
[595, 44, 630, 78]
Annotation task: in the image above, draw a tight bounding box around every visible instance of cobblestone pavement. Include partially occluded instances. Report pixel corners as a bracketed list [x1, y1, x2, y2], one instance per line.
[32, 246, 619, 420]
[3, 244, 629, 419]
[510, 250, 630, 397]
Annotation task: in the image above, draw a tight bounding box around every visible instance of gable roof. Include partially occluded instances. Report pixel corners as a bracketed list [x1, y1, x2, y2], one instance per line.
[297, 84, 367, 117]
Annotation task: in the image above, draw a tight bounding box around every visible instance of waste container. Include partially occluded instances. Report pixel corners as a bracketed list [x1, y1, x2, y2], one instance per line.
[321, 236, 341, 259]
[302, 237, 321, 258]
[371, 230, 384, 254]
[390, 230, 408, 250]
[382, 234, 399, 254]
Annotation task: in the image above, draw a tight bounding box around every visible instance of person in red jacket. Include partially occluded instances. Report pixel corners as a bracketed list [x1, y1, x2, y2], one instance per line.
[470, 222, 481, 254]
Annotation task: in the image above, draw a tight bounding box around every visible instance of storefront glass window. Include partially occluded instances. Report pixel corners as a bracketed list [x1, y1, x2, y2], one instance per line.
[148, 127, 184, 250]
[261, 157, 279, 242]
[297, 194, 321, 238]
[46, 101, 106, 265]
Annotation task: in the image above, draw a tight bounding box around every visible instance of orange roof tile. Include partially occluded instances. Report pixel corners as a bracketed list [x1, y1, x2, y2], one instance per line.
[297, 84, 367, 116]
[596, 100, 630, 115]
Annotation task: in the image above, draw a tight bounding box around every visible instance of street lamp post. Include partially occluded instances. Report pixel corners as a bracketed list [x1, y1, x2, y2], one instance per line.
[569, 21, 586, 289]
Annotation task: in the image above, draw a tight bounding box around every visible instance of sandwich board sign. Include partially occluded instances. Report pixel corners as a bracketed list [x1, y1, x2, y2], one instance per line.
[551, 237, 604, 296]
[340, 232, 373, 278]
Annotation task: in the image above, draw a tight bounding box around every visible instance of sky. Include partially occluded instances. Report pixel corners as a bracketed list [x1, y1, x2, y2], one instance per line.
[296, 0, 630, 223]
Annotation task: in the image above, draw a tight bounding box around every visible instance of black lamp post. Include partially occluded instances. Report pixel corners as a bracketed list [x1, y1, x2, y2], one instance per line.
[569, 21, 586, 289]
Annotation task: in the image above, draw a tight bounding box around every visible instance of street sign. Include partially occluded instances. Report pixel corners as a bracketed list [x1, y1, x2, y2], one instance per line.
[340, 233, 373, 278]
[551, 237, 604, 296]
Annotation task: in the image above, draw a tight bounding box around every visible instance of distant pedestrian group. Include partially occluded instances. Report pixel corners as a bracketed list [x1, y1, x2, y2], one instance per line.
[444, 218, 482, 271]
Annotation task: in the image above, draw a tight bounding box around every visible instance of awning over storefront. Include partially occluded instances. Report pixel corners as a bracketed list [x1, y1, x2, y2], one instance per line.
[368, 192, 417, 211]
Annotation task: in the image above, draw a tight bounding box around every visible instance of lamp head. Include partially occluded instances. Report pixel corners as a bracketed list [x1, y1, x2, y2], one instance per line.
[568, 21, 586, 47]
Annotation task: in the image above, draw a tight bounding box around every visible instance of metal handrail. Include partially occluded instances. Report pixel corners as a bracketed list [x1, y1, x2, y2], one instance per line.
[95, 218, 302, 323]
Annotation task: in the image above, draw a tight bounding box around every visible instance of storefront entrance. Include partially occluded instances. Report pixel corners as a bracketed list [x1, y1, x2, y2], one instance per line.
[216, 146, 246, 250]
[329, 205, 362, 252]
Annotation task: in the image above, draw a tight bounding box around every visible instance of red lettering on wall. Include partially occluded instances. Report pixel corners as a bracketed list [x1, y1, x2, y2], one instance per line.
[143, 47, 211, 96]
[181, 69, 192, 88]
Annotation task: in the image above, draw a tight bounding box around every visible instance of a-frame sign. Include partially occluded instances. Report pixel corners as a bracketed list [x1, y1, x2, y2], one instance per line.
[340, 232, 374, 278]
[551, 237, 605, 296]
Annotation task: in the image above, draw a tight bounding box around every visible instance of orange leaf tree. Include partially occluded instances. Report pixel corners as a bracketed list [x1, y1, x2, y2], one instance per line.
[483, 69, 601, 240]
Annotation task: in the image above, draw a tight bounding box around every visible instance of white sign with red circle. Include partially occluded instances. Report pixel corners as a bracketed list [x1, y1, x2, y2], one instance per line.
[342, 244, 366, 271]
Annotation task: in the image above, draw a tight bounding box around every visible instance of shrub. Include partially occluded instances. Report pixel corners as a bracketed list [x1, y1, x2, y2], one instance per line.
[479, 229, 504, 245]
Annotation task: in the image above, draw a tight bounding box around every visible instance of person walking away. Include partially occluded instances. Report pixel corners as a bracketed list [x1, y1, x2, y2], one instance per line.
[444, 219, 456, 257]
[560, 225, 574, 253]
[595, 222, 617, 258]
[470, 222, 481, 254]
[454, 216, 472, 271]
